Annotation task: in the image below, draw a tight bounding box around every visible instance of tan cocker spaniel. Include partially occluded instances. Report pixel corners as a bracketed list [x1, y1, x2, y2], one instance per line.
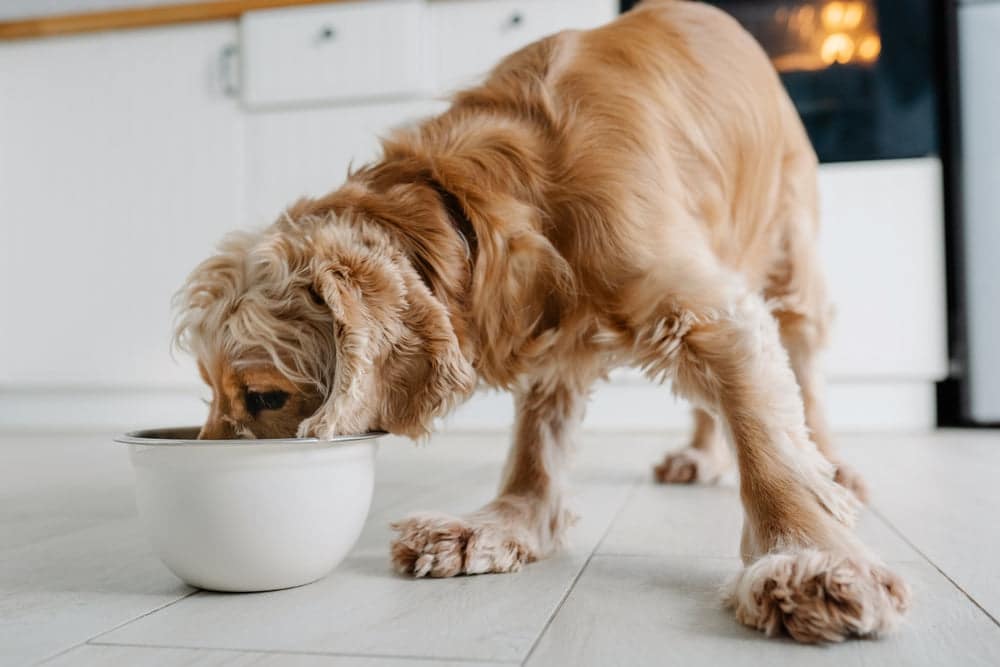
[176, 0, 909, 643]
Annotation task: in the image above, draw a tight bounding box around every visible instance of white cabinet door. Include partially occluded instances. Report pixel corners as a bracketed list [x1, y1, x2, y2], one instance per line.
[429, 0, 619, 92]
[244, 99, 447, 224]
[0, 22, 244, 388]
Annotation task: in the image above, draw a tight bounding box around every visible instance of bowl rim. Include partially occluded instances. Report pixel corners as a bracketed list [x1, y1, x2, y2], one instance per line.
[115, 426, 387, 447]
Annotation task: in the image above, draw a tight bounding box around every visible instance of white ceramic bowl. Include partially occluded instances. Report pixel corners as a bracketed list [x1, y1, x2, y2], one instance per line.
[116, 427, 382, 592]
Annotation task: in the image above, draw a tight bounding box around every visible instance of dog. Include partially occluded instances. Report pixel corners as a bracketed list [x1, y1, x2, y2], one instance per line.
[175, 0, 909, 643]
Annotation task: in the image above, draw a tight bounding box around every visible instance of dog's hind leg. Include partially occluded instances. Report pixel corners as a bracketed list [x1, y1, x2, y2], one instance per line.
[390, 379, 585, 577]
[766, 138, 867, 502]
[775, 303, 869, 503]
[769, 240, 868, 501]
[653, 407, 732, 484]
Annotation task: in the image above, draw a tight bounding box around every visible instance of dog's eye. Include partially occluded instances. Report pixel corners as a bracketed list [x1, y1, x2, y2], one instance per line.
[245, 390, 289, 415]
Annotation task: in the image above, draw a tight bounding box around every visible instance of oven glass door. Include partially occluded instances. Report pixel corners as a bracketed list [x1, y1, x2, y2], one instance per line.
[620, 0, 939, 163]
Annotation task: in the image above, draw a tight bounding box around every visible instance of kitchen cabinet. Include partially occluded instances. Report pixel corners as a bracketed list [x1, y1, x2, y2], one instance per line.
[0, 21, 243, 390]
[0, 0, 948, 431]
[819, 158, 947, 380]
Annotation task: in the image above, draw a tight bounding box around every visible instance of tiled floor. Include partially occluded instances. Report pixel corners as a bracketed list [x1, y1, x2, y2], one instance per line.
[2, 429, 999, 666]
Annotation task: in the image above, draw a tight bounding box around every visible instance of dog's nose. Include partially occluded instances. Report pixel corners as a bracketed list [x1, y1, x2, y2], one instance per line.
[197, 421, 234, 440]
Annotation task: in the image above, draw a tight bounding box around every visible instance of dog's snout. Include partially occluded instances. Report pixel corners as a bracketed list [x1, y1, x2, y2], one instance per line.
[197, 420, 235, 440]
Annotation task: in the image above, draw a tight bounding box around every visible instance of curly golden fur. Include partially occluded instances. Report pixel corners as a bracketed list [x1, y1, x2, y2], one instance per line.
[176, 0, 908, 642]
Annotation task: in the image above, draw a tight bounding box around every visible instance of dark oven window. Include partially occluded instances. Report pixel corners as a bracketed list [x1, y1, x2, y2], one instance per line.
[620, 1, 939, 163]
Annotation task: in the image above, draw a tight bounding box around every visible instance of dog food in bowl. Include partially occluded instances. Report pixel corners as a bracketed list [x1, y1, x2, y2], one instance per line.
[116, 427, 383, 592]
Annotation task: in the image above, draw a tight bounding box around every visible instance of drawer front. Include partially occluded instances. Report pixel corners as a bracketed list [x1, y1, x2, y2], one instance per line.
[430, 0, 619, 93]
[245, 99, 449, 223]
[241, 0, 426, 108]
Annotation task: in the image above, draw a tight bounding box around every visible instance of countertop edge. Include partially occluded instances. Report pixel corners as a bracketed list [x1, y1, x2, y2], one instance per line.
[0, 0, 347, 40]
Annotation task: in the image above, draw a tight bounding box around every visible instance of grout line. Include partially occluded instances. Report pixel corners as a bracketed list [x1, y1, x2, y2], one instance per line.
[589, 551, 925, 563]
[38, 589, 201, 665]
[519, 478, 642, 666]
[869, 505, 1000, 629]
[593, 552, 742, 561]
[89, 590, 204, 643]
[85, 641, 519, 664]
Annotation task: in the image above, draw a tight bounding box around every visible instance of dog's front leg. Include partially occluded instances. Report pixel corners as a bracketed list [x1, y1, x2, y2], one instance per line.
[390, 380, 584, 577]
[655, 291, 909, 642]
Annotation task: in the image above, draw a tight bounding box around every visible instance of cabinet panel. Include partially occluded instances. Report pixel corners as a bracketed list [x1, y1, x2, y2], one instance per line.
[429, 0, 619, 92]
[241, 0, 426, 108]
[0, 23, 243, 387]
[244, 100, 447, 224]
[819, 158, 948, 379]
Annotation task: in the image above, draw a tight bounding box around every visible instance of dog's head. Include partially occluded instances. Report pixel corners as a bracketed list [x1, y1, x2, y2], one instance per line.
[174, 214, 476, 440]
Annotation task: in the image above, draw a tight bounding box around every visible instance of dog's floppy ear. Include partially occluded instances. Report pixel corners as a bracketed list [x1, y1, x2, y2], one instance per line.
[297, 229, 476, 439]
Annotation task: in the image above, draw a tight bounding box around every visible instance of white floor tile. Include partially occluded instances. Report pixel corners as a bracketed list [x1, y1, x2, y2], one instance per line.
[526, 556, 1000, 667]
[597, 482, 921, 562]
[3, 429, 1000, 665]
[0, 434, 193, 665]
[0, 520, 192, 665]
[0, 434, 135, 553]
[95, 483, 632, 663]
[840, 432, 1000, 619]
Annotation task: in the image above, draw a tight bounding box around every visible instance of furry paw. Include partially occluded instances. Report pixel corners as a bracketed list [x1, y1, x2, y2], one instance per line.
[296, 412, 335, 439]
[834, 464, 870, 504]
[390, 512, 533, 578]
[724, 549, 910, 643]
[654, 446, 730, 484]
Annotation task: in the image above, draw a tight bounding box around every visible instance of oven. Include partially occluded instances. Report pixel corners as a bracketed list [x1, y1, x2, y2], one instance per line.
[621, 0, 941, 164]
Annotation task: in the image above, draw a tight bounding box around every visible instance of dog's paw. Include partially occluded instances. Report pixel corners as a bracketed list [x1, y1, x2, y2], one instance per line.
[724, 549, 910, 643]
[833, 464, 870, 504]
[390, 512, 533, 578]
[297, 411, 353, 440]
[296, 413, 330, 439]
[653, 446, 730, 484]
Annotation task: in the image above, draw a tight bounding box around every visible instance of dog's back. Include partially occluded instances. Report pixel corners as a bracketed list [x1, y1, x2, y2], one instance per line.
[461, 0, 821, 309]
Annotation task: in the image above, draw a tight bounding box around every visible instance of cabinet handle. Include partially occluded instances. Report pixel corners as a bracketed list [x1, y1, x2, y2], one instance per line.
[218, 43, 239, 97]
[508, 12, 524, 28]
[318, 24, 337, 42]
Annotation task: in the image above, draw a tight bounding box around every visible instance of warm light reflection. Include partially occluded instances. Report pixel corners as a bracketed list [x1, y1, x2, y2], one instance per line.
[821, 33, 855, 65]
[769, 1, 880, 72]
[857, 34, 882, 62]
[842, 2, 864, 29]
[821, 1, 846, 30]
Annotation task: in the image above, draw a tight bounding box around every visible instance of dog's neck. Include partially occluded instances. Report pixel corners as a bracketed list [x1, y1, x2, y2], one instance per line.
[294, 166, 484, 295]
